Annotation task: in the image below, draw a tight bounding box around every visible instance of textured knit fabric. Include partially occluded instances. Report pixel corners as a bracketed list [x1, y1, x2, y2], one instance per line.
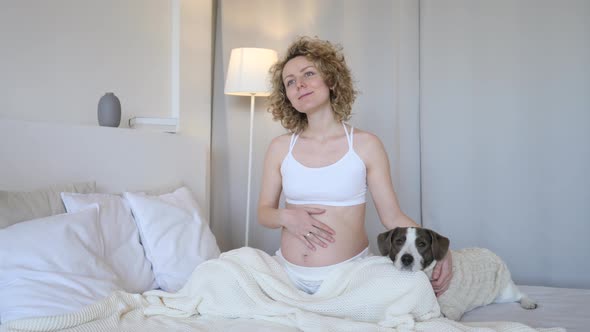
[281, 123, 367, 206]
[426, 248, 512, 320]
[144, 247, 439, 330]
[0, 248, 565, 332]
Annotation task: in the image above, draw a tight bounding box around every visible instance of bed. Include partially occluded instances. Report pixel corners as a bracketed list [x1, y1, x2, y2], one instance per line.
[1, 119, 588, 332]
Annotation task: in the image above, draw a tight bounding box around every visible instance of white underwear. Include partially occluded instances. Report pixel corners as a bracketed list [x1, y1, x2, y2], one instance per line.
[274, 247, 371, 294]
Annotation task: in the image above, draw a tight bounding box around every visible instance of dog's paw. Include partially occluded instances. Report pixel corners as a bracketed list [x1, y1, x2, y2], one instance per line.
[520, 297, 538, 309]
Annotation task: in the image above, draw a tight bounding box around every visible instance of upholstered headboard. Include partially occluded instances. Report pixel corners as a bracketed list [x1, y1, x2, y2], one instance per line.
[0, 119, 209, 219]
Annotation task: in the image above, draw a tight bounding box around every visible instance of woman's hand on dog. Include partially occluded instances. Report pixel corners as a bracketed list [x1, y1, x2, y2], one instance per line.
[282, 207, 336, 250]
[431, 251, 453, 297]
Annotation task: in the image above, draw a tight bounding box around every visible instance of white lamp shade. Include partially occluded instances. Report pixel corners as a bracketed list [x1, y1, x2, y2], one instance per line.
[224, 48, 278, 97]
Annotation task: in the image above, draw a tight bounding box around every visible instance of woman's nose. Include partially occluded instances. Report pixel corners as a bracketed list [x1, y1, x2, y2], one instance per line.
[296, 79, 306, 89]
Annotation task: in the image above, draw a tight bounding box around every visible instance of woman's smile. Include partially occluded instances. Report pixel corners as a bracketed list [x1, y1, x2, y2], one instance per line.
[298, 91, 313, 99]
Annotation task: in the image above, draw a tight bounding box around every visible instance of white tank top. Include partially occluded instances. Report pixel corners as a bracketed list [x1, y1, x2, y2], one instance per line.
[280, 123, 367, 206]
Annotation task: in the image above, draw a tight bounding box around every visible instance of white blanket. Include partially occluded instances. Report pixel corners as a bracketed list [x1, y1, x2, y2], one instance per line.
[0, 248, 565, 332]
[144, 247, 441, 331]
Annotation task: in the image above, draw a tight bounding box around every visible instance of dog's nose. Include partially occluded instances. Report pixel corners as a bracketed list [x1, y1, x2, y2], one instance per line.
[401, 254, 414, 266]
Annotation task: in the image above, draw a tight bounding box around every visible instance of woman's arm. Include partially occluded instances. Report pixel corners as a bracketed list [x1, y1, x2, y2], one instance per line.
[257, 136, 335, 250]
[359, 131, 452, 296]
[257, 136, 288, 230]
[360, 132, 419, 229]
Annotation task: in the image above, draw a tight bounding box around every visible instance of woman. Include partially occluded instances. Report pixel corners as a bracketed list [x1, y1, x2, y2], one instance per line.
[258, 36, 452, 295]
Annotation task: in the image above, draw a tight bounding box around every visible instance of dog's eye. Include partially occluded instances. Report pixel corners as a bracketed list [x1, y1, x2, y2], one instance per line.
[395, 239, 404, 245]
[417, 241, 426, 248]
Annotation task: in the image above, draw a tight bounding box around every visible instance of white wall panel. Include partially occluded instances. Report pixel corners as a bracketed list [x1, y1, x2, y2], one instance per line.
[0, 0, 171, 126]
[0, 0, 213, 139]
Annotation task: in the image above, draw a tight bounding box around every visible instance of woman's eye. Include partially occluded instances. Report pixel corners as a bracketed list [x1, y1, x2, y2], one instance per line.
[304, 71, 314, 77]
[286, 79, 295, 87]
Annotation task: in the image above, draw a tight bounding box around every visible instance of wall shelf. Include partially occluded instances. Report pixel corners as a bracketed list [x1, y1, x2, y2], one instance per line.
[129, 117, 178, 133]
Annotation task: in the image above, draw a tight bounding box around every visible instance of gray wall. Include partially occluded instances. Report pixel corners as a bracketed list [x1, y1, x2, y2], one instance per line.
[420, 0, 590, 288]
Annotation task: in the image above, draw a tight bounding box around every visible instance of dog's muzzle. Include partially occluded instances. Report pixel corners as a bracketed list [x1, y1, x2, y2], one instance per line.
[401, 254, 414, 267]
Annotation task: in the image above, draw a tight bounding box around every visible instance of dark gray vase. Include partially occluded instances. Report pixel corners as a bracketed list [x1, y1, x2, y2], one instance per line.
[97, 92, 121, 127]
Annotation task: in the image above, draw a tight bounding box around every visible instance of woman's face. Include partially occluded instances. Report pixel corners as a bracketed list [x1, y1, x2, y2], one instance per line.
[282, 56, 331, 114]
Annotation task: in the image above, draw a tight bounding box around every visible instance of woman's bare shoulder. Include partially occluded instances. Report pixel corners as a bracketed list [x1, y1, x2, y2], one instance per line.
[269, 133, 292, 149]
[351, 127, 383, 150]
[350, 127, 388, 166]
[265, 133, 293, 161]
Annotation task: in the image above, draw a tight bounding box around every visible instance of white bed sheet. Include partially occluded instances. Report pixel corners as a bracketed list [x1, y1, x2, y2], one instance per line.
[461, 285, 590, 332]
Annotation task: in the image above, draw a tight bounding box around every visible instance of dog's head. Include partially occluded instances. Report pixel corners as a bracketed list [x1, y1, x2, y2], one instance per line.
[377, 227, 449, 272]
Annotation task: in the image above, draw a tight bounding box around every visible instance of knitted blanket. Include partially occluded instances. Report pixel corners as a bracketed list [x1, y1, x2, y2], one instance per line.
[144, 247, 441, 331]
[0, 248, 565, 332]
[143, 247, 561, 332]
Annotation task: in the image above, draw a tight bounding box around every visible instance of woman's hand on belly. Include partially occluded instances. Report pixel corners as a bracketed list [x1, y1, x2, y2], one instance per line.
[281, 206, 336, 250]
[281, 204, 368, 266]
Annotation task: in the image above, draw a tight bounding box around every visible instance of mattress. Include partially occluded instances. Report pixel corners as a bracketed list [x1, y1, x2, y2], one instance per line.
[461, 285, 590, 332]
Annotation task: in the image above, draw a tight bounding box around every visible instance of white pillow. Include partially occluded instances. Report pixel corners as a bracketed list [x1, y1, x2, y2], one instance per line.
[124, 186, 220, 292]
[61, 193, 156, 293]
[0, 205, 120, 323]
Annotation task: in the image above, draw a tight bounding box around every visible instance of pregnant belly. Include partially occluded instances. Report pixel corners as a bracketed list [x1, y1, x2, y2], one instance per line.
[280, 203, 368, 267]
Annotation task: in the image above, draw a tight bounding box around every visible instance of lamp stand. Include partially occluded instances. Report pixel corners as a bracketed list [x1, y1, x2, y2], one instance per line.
[244, 94, 256, 247]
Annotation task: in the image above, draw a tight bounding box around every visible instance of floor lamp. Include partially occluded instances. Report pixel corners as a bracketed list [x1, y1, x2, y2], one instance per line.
[224, 47, 278, 247]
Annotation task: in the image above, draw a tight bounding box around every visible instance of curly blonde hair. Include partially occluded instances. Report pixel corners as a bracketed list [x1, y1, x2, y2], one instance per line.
[268, 36, 358, 133]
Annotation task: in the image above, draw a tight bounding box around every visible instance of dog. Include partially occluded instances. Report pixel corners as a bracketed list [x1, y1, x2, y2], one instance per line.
[377, 227, 537, 320]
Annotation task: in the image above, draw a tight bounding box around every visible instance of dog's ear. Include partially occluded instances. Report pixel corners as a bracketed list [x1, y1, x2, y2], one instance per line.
[377, 229, 396, 256]
[428, 229, 450, 261]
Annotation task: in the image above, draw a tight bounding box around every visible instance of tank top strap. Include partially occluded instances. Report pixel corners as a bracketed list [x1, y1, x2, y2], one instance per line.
[288, 132, 299, 153]
[342, 123, 354, 151]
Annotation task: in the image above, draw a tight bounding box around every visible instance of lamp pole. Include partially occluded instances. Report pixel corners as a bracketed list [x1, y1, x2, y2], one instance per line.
[223, 47, 278, 249]
[244, 94, 256, 247]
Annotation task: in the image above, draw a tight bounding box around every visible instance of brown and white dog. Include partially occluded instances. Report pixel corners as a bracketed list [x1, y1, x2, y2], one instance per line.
[377, 227, 537, 320]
